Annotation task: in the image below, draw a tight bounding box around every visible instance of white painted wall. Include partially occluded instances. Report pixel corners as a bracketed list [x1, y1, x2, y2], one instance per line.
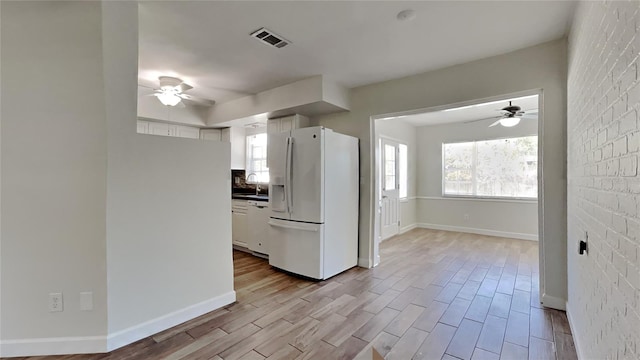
[0, 2, 235, 356]
[375, 119, 417, 233]
[567, 1, 640, 359]
[416, 115, 539, 240]
[315, 39, 567, 307]
[102, 0, 235, 341]
[1, 1, 109, 341]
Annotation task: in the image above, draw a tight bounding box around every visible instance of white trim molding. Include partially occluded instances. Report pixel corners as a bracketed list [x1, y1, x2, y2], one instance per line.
[0, 291, 236, 358]
[399, 223, 418, 234]
[565, 302, 584, 360]
[417, 223, 538, 241]
[0, 336, 107, 358]
[540, 293, 566, 311]
[358, 257, 375, 268]
[107, 291, 236, 351]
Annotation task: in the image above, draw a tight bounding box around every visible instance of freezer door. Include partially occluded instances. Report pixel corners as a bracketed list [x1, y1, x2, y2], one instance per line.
[268, 131, 290, 219]
[289, 127, 324, 223]
[268, 219, 324, 279]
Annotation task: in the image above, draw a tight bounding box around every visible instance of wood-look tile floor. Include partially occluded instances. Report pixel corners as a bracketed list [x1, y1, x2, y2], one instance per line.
[8, 229, 578, 360]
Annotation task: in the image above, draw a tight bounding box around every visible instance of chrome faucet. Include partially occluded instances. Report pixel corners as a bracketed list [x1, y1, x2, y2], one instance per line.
[246, 173, 260, 195]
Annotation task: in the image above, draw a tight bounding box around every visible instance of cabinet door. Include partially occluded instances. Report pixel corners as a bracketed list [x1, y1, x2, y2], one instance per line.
[280, 118, 294, 132]
[149, 122, 170, 136]
[137, 120, 150, 134]
[200, 129, 221, 141]
[232, 211, 248, 248]
[292, 114, 310, 129]
[267, 119, 281, 134]
[176, 125, 200, 139]
[168, 125, 178, 137]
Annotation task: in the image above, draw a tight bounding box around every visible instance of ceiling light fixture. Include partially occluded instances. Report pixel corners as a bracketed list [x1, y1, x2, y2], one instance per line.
[499, 117, 521, 127]
[155, 90, 182, 106]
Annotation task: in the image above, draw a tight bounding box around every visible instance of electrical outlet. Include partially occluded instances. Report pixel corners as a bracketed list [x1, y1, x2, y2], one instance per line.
[80, 292, 93, 311]
[49, 293, 63, 312]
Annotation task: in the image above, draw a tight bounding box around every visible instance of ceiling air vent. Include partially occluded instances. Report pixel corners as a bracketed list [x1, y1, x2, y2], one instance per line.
[250, 27, 290, 49]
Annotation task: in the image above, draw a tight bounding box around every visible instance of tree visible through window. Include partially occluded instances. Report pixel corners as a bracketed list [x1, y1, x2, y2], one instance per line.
[246, 133, 269, 183]
[443, 136, 538, 198]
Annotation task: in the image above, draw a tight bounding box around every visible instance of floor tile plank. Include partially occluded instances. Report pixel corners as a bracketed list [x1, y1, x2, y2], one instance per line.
[413, 323, 457, 360]
[445, 318, 483, 360]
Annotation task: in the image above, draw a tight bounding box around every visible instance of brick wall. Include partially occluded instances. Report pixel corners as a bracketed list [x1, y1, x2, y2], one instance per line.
[567, 1, 639, 359]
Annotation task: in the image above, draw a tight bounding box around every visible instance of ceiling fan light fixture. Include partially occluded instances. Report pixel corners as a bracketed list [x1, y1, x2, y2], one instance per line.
[156, 91, 182, 106]
[499, 117, 521, 127]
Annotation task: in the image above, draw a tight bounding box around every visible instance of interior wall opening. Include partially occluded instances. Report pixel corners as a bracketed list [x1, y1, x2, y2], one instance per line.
[371, 90, 543, 304]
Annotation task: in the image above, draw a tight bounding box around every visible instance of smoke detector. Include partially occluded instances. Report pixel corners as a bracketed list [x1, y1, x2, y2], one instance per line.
[250, 27, 290, 49]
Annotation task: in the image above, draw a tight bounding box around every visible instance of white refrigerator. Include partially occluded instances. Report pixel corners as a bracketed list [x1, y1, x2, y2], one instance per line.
[267, 126, 359, 280]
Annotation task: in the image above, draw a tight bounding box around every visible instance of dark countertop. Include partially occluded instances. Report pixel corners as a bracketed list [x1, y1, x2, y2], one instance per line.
[232, 194, 269, 202]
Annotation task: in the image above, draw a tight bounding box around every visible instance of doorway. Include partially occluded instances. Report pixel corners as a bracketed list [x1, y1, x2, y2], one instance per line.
[370, 89, 554, 308]
[380, 137, 401, 240]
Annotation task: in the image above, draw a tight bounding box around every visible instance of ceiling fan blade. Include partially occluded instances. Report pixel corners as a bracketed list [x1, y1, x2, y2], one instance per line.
[175, 101, 186, 109]
[522, 114, 538, 119]
[178, 82, 193, 92]
[463, 116, 500, 124]
[179, 93, 215, 106]
[488, 119, 502, 127]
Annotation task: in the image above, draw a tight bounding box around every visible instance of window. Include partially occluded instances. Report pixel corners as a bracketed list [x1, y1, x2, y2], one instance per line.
[399, 144, 408, 199]
[384, 144, 396, 191]
[245, 133, 269, 183]
[443, 136, 538, 198]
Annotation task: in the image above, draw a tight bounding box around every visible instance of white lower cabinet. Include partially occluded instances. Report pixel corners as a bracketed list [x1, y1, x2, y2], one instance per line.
[232, 200, 248, 248]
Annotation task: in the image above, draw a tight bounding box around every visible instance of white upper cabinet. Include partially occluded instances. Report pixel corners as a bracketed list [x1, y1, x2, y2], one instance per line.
[267, 114, 309, 133]
[137, 120, 200, 139]
[200, 129, 222, 141]
[176, 125, 200, 139]
[221, 127, 246, 169]
[148, 121, 171, 136]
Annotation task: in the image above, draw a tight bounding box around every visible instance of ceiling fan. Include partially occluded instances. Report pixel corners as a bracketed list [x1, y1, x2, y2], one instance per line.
[145, 76, 215, 107]
[489, 101, 528, 127]
[467, 101, 537, 127]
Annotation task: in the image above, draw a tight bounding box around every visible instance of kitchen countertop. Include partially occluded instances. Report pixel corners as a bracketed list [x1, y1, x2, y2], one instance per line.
[232, 194, 269, 202]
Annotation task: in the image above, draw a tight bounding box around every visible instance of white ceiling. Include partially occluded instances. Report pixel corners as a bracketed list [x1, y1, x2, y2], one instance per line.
[393, 94, 539, 127]
[138, 1, 576, 104]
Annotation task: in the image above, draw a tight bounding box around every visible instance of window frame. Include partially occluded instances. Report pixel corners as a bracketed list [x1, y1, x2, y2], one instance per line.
[245, 133, 269, 184]
[441, 135, 538, 201]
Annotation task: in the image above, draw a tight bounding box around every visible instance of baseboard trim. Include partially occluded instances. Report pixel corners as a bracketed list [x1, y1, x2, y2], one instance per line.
[0, 335, 107, 357]
[0, 291, 237, 357]
[565, 301, 584, 360]
[358, 257, 374, 268]
[399, 224, 417, 234]
[107, 291, 236, 351]
[417, 223, 538, 241]
[540, 293, 566, 310]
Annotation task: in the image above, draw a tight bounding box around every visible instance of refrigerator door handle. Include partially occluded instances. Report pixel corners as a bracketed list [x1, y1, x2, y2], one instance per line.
[268, 219, 319, 232]
[285, 136, 294, 214]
